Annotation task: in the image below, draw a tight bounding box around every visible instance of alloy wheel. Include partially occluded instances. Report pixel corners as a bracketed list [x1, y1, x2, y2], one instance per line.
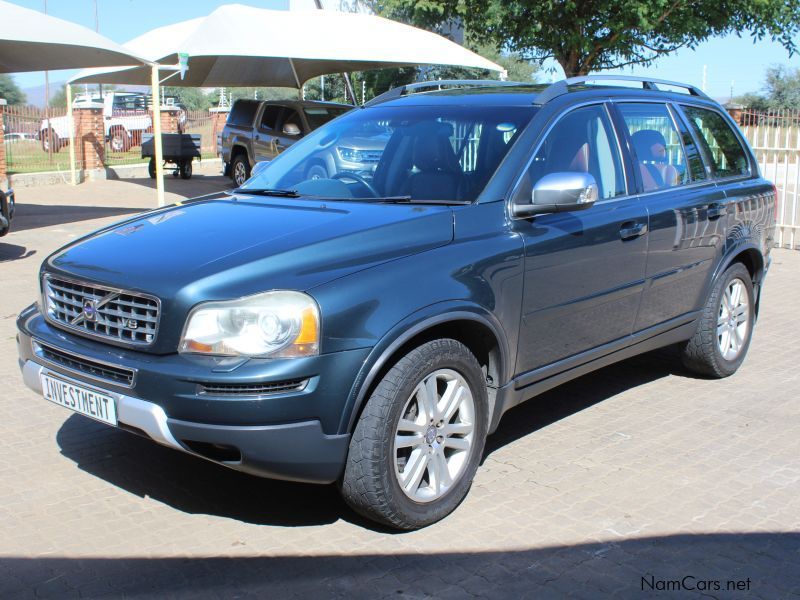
[717, 277, 749, 361]
[393, 368, 475, 503]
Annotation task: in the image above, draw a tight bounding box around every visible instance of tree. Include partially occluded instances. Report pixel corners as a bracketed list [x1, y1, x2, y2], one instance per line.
[162, 87, 215, 112]
[731, 92, 768, 111]
[763, 65, 800, 109]
[374, 0, 800, 77]
[0, 74, 26, 105]
[49, 84, 81, 109]
[228, 87, 298, 103]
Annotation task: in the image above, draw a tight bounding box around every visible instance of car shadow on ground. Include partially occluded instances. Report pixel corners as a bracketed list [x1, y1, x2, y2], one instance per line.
[115, 174, 233, 199]
[2, 532, 797, 598]
[0, 242, 36, 262]
[9, 203, 143, 233]
[55, 349, 688, 531]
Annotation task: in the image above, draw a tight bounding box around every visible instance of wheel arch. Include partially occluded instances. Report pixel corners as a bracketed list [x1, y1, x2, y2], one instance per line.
[340, 306, 510, 435]
[711, 244, 766, 316]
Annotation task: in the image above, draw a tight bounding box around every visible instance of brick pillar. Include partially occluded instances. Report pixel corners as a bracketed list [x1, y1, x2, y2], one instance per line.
[0, 99, 7, 188]
[159, 108, 181, 134]
[210, 108, 230, 156]
[74, 105, 105, 177]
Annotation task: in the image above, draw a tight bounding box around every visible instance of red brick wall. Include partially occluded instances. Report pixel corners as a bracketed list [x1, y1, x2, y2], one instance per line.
[159, 108, 182, 134]
[75, 106, 104, 171]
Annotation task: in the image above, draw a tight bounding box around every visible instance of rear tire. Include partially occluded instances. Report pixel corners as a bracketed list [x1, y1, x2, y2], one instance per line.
[148, 158, 156, 179]
[180, 160, 192, 179]
[681, 262, 755, 378]
[109, 127, 130, 153]
[231, 154, 250, 186]
[341, 338, 488, 530]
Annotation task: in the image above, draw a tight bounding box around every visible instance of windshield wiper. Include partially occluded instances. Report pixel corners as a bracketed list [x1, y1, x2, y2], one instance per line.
[232, 187, 300, 198]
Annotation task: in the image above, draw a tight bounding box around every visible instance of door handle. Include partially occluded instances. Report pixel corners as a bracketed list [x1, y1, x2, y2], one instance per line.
[619, 222, 648, 240]
[707, 203, 726, 220]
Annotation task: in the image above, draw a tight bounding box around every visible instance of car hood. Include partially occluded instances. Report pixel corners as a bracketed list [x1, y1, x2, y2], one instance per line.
[46, 193, 454, 310]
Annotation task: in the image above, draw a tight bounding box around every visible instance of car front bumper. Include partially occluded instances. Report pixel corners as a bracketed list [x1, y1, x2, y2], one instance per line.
[17, 306, 365, 484]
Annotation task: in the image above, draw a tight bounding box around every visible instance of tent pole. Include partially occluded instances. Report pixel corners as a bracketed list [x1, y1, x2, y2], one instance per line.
[150, 64, 165, 207]
[310, 0, 356, 103]
[67, 83, 76, 185]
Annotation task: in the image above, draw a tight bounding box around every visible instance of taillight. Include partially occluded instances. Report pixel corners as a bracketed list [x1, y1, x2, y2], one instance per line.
[772, 183, 778, 223]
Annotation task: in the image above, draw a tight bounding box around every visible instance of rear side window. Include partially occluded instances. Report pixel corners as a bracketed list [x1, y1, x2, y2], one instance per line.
[616, 103, 690, 192]
[228, 100, 260, 126]
[681, 106, 750, 179]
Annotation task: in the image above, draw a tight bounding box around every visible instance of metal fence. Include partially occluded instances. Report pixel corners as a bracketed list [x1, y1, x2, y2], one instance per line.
[184, 110, 217, 157]
[3, 105, 80, 175]
[3, 106, 221, 175]
[739, 109, 800, 250]
[103, 108, 152, 168]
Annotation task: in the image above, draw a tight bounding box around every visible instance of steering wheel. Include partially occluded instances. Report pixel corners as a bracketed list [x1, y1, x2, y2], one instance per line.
[331, 172, 380, 198]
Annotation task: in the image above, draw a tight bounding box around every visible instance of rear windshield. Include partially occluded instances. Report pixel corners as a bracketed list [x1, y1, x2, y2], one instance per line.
[304, 106, 352, 130]
[228, 100, 261, 126]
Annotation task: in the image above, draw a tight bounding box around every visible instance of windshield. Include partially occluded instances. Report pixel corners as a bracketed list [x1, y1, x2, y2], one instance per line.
[304, 106, 352, 130]
[241, 104, 536, 202]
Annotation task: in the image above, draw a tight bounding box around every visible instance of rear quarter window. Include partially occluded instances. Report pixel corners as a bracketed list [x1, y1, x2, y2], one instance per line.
[682, 105, 750, 179]
[228, 100, 261, 127]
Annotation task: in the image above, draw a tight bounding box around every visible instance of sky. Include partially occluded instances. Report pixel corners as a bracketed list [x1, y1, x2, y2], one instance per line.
[6, 0, 800, 102]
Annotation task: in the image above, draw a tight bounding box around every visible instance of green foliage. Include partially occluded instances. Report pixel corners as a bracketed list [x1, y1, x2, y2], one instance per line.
[162, 87, 215, 111]
[764, 65, 800, 109]
[0, 74, 27, 105]
[732, 92, 768, 111]
[228, 87, 299, 103]
[48, 84, 82, 109]
[733, 66, 800, 110]
[373, 0, 800, 77]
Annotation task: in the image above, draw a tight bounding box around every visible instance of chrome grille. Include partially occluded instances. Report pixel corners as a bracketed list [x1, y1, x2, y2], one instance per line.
[33, 340, 135, 387]
[199, 379, 308, 397]
[43, 275, 160, 346]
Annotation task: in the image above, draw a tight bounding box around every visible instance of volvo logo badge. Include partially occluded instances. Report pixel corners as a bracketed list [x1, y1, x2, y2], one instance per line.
[82, 299, 97, 322]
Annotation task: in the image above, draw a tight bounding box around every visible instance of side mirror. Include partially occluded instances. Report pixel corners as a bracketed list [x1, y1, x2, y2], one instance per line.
[282, 123, 301, 137]
[251, 160, 270, 178]
[513, 172, 598, 217]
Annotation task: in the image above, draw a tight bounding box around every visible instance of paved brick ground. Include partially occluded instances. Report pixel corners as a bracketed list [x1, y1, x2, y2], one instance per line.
[1, 178, 799, 599]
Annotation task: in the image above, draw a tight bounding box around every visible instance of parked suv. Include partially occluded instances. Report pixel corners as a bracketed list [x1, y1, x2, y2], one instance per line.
[219, 99, 353, 186]
[17, 77, 774, 530]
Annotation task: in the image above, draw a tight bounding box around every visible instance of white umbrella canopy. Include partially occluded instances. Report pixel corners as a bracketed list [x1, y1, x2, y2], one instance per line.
[0, 0, 146, 73]
[71, 4, 504, 87]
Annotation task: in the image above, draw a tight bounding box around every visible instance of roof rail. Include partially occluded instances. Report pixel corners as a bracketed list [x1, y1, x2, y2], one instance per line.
[363, 79, 526, 108]
[534, 74, 709, 106]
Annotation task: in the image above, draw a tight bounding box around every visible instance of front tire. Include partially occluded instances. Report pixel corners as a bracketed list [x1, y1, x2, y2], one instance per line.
[341, 339, 488, 530]
[681, 262, 755, 378]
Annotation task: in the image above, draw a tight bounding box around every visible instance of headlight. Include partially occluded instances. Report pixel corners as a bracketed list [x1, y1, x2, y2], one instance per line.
[179, 291, 319, 358]
[337, 146, 366, 162]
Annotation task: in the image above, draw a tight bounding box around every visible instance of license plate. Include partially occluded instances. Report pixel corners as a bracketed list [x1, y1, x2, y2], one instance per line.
[40, 373, 118, 426]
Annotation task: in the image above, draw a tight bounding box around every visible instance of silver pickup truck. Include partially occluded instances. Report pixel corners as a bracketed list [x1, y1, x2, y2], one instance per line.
[220, 99, 355, 186]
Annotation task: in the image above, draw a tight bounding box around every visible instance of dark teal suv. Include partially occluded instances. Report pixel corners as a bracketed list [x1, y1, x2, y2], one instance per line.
[16, 76, 775, 529]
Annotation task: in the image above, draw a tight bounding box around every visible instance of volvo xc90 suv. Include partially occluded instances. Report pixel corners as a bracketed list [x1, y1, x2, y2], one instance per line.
[17, 76, 774, 529]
